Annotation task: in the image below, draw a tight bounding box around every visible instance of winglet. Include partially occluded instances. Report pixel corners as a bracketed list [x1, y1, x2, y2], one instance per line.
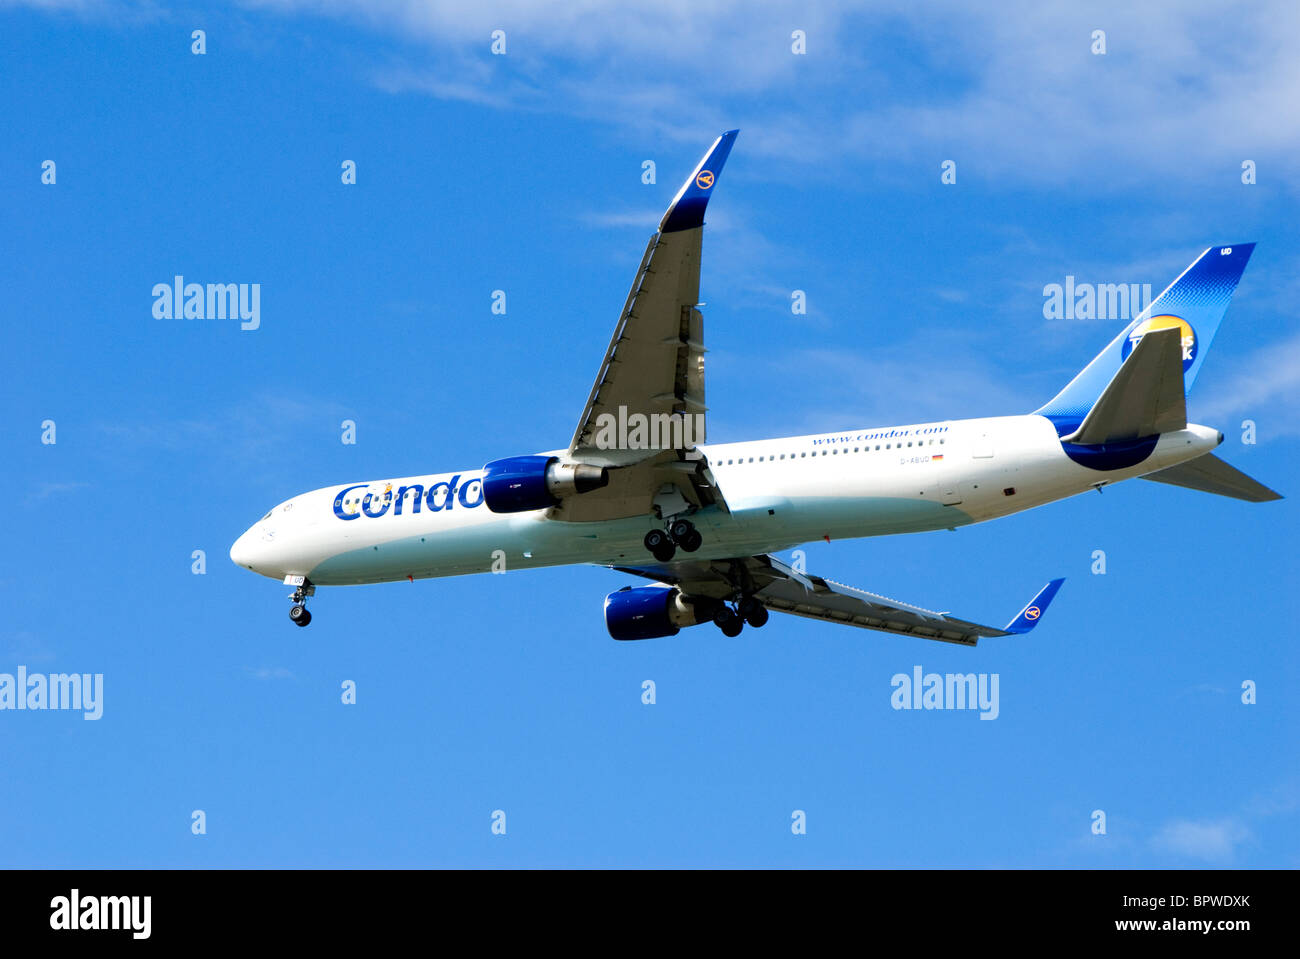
[659, 130, 739, 234]
[1003, 578, 1066, 634]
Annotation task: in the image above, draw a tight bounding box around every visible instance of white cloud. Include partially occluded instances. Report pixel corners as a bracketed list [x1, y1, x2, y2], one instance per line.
[2, 0, 166, 21]
[1, 630, 58, 666]
[1243, 782, 1300, 819]
[246, 665, 295, 681]
[578, 209, 663, 229]
[1193, 332, 1300, 435]
[743, 342, 1033, 433]
[20, 0, 1300, 184]
[234, 0, 1300, 186]
[27, 481, 92, 503]
[1150, 817, 1251, 861]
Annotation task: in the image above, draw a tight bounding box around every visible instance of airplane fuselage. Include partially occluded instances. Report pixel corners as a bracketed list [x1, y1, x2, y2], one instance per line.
[230, 414, 1221, 587]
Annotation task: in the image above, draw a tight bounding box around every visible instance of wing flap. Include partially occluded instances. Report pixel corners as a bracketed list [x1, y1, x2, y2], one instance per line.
[757, 576, 996, 646]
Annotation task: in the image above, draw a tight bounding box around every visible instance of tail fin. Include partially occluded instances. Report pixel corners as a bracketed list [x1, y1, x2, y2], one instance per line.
[1037, 244, 1254, 434]
[1062, 326, 1186, 444]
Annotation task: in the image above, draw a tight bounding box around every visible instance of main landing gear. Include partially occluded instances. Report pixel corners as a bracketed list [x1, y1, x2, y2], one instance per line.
[643, 517, 703, 562]
[288, 578, 315, 628]
[711, 596, 769, 637]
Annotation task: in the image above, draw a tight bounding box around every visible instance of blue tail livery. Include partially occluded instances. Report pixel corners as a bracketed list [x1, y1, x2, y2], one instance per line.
[1037, 244, 1255, 435]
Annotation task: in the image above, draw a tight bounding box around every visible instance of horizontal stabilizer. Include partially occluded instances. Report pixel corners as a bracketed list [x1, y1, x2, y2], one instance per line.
[1063, 326, 1186, 444]
[1140, 453, 1282, 502]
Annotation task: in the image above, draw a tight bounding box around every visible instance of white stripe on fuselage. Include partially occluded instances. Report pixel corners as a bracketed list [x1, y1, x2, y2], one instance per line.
[229, 415, 1218, 586]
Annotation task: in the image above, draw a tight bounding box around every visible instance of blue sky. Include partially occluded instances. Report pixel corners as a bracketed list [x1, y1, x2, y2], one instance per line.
[2, 0, 1297, 866]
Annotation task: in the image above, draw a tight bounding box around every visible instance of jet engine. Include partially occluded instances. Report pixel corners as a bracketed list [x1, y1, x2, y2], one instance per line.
[603, 586, 719, 640]
[481, 455, 609, 513]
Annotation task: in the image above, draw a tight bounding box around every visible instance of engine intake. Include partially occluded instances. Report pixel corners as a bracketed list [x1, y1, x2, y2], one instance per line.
[481, 455, 609, 513]
[604, 586, 716, 641]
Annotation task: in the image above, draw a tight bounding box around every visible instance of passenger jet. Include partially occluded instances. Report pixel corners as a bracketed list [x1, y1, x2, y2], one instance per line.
[231, 130, 1279, 643]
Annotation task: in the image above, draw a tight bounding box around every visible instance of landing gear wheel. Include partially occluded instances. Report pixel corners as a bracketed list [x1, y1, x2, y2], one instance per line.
[741, 602, 768, 628]
[644, 529, 677, 562]
[669, 518, 696, 542]
[286, 577, 316, 627]
[712, 606, 743, 637]
[680, 529, 703, 553]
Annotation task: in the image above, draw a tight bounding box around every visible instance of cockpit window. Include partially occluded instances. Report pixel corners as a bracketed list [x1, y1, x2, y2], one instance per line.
[262, 511, 273, 521]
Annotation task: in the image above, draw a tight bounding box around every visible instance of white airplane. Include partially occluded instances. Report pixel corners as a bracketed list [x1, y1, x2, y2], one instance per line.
[231, 130, 1279, 642]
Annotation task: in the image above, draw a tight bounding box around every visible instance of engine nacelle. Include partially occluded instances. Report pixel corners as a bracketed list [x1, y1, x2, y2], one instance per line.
[604, 586, 716, 641]
[481, 455, 609, 513]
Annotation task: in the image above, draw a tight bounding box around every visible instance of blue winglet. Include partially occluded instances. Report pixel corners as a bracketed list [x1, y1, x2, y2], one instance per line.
[659, 130, 739, 234]
[1003, 578, 1066, 634]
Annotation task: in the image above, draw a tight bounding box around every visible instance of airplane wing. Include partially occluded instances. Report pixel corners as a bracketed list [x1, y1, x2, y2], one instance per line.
[552, 131, 739, 523]
[610, 554, 1065, 647]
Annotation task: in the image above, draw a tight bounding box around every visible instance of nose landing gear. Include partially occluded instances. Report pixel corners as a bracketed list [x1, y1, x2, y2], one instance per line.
[287, 577, 315, 627]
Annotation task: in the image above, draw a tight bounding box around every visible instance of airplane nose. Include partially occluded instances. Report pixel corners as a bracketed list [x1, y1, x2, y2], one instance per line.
[230, 527, 259, 570]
